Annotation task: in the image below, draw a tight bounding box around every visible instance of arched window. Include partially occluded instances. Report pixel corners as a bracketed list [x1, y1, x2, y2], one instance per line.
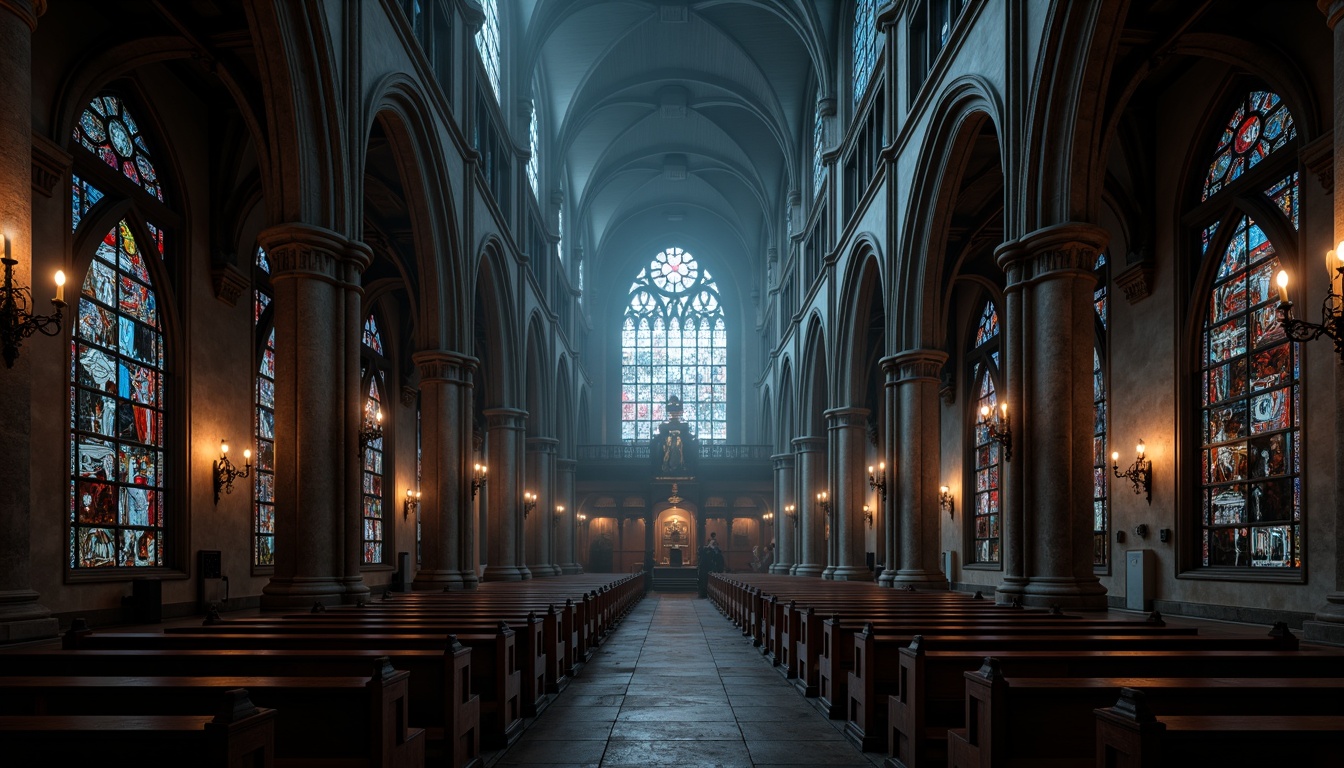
[621, 247, 727, 443]
[361, 315, 389, 565]
[253, 247, 276, 568]
[1195, 90, 1300, 572]
[1092, 253, 1109, 569]
[69, 95, 173, 570]
[852, 0, 878, 106]
[812, 103, 825, 196]
[475, 0, 501, 101]
[968, 300, 1001, 565]
[527, 98, 539, 198]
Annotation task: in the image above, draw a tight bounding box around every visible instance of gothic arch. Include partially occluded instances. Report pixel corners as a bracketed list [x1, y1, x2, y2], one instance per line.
[473, 238, 518, 408]
[776, 358, 795, 454]
[800, 314, 829, 436]
[835, 237, 885, 405]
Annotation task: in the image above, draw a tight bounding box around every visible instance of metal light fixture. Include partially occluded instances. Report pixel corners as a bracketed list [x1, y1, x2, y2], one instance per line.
[403, 488, 421, 519]
[212, 440, 252, 504]
[522, 491, 537, 518]
[553, 504, 565, 526]
[783, 504, 797, 527]
[816, 490, 830, 516]
[762, 511, 774, 527]
[471, 462, 488, 498]
[939, 485, 955, 517]
[862, 504, 874, 528]
[577, 512, 588, 524]
[867, 461, 887, 501]
[977, 402, 1012, 461]
[1112, 439, 1153, 505]
[1275, 245, 1344, 361]
[358, 409, 383, 455]
[1, 235, 66, 369]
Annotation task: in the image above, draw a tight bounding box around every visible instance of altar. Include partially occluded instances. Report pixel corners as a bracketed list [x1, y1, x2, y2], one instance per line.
[668, 546, 685, 568]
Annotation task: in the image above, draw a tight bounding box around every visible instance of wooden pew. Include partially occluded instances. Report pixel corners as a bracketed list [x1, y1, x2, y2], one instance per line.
[0, 658, 423, 768]
[1094, 688, 1344, 768]
[0, 688, 275, 768]
[945, 659, 1344, 768]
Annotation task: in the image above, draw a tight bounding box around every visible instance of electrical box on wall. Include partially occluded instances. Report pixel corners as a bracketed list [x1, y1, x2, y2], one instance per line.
[199, 550, 222, 579]
[1125, 549, 1154, 611]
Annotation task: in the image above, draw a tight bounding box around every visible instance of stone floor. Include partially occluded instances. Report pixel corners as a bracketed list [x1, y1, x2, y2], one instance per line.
[489, 593, 881, 768]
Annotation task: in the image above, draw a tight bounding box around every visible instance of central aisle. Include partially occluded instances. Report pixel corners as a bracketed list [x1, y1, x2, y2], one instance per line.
[493, 593, 880, 768]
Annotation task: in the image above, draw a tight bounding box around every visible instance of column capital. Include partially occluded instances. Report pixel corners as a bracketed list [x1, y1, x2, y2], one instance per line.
[771, 453, 796, 470]
[483, 407, 528, 430]
[526, 436, 559, 453]
[1322, 0, 1344, 28]
[995, 222, 1108, 287]
[258, 223, 372, 282]
[556, 458, 577, 472]
[882, 349, 949, 383]
[824, 406, 870, 427]
[413, 350, 478, 384]
[792, 436, 826, 453]
[0, 0, 44, 31]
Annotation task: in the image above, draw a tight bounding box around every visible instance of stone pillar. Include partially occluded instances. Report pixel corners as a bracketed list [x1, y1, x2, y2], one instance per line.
[770, 454, 795, 573]
[411, 351, 477, 591]
[482, 407, 528, 581]
[879, 358, 900, 587]
[525, 436, 559, 577]
[792, 436, 827, 577]
[1306, 0, 1344, 645]
[993, 223, 1109, 610]
[555, 458, 580, 574]
[828, 408, 872, 581]
[888, 351, 950, 589]
[259, 224, 371, 610]
[0, 0, 57, 643]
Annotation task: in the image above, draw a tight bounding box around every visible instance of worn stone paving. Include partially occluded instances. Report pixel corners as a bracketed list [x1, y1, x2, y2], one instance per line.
[491, 592, 881, 768]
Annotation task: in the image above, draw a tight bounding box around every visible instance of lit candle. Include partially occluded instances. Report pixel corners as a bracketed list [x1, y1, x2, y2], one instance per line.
[54, 270, 65, 303]
[939, 485, 950, 495]
[220, 440, 229, 456]
[1136, 440, 1146, 460]
[2, 234, 9, 260]
[1275, 270, 1289, 304]
[868, 465, 874, 475]
[243, 448, 252, 461]
[980, 405, 991, 419]
[375, 410, 383, 424]
[878, 461, 885, 472]
[1111, 451, 1120, 464]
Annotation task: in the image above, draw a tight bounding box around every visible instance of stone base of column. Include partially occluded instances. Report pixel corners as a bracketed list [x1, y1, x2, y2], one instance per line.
[481, 565, 526, 582]
[831, 566, 873, 582]
[876, 570, 896, 587]
[413, 569, 466, 591]
[341, 577, 370, 604]
[518, 566, 533, 580]
[527, 564, 561, 578]
[794, 563, 823, 578]
[559, 563, 582, 575]
[891, 570, 950, 590]
[260, 577, 347, 611]
[999, 577, 1108, 611]
[460, 571, 480, 590]
[821, 566, 837, 580]
[1303, 593, 1344, 645]
[769, 564, 793, 575]
[0, 591, 58, 643]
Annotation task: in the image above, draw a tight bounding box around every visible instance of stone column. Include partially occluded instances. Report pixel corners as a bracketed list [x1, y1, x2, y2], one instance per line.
[259, 224, 370, 609]
[993, 223, 1109, 610]
[555, 458, 580, 574]
[0, 0, 57, 643]
[828, 408, 873, 580]
[888, 350, 950, 589]
[1306, 0, 1344, 645]
[879, 357, 900, 587]
[411, 350, 477, 591]
[482, 407, 528, 581]
[770, 454, 795, 573]
[525, 436, 559, 577]
[792, 436, 827, 577]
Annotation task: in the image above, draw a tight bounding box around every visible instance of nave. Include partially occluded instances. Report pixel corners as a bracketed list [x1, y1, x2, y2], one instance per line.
[494, 593, 878, 768]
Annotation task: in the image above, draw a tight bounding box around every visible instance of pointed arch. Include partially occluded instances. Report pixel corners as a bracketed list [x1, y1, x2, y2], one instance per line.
[835, 236, 886, 405]
[473, 238, 519, 408]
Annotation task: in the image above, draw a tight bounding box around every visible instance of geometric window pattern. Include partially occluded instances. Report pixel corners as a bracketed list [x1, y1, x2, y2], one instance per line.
[475, 0, 501, 101]
[69, 217, 167, 568]
[968, 300, 1001, 565]
[72, 94, 165, 202]
[621, 248, 727, 443]
[812, 103, 825, 195]
[852, 0, 878, 106]
[1200, 213, 1300, 569]
[1092, 252, 1109, 569]
[1202, 91, 1296, 202]
[974, 299, 998, 348]
[527, 99, 539, 198]
[361, 316, 387, 565]
[253, 248, 276, 567]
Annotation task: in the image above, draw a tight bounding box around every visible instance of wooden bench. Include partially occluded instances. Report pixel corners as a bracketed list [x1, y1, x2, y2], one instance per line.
[1094, 688, 1344, 768]
[0, 688, 275, 768]
[945, 659, 1344, 768]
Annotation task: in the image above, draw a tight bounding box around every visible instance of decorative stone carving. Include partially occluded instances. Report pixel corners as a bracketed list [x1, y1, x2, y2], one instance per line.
[30, 132, 69, 197]
[1115, 261, 1155, 304]
[1301, 131, 1333, 194]
[399, 385, 418, 407]
[210, 263, 248, 307]
[413, 350, 477, 384]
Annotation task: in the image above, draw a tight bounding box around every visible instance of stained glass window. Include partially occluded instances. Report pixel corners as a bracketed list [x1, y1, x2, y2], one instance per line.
[253, 248, 276, 567]
[621, 247, 727, 443]
[363, 315, 384, 354]
[362, 315, 387, 565]
[971, 368, 1001, 565]
[1200, 215, 1299, 569]
[812, 104, 825, 195]
[73, 95, 165, 202]
[1202, 91, 1296, 201]
[852, 0, 878, 105]
[69, 219, 168, 568]
[475, 0, 501, 101]
[974, 300, 999, 347]
[71, 176, 104, 232]
[1093, 253, 1109, 568]
[527, 99, 539, 198]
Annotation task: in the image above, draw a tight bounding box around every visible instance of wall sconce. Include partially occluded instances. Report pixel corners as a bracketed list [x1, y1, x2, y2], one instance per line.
[868, 461, 887, 501]
[939, 485, 955, 518]
[1112, 439, 1153, 505]
[1, 235, 66, 368]
[577, 512, 588, 524]
[816, 490, 830, 516]
[1275, 246, 1344, 362]
[522, 491, 537, 519]
[553, 504, 565, 526]
[212, 440, 252, 505]
[762, 511, 774, 527]
[358, 409, 383, 455]
[471, 462, 488, 498]
[403, 488, 421, 519]
[862, 504, 874, 528]
[977, 402, 1012, 461]
[783, 504, 797, 527]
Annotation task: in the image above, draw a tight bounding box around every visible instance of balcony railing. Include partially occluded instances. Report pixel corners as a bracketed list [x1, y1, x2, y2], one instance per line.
[577, 444, 772, 462]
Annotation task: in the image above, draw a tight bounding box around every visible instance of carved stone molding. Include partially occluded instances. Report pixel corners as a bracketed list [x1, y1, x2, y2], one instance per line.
[209, 263, 248, 307]
[791, 436, 826, 453]
[413, 350, 478, 384]
[526, 436, 559, 454]
[886, 349, 950, 384]
[399, 385, 418, 407]
[0, 0, 44, 31]
[997, 222, 1109, 286]
[259, 224, 371, 283]
[824, 406, 870, 428]
[770, 453, 795, 470]
[30, 132, 69, 198]
[483, 406, 528, 431]
[1115, 261, 1155, 304]
[1301, 131, 1333, 195]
